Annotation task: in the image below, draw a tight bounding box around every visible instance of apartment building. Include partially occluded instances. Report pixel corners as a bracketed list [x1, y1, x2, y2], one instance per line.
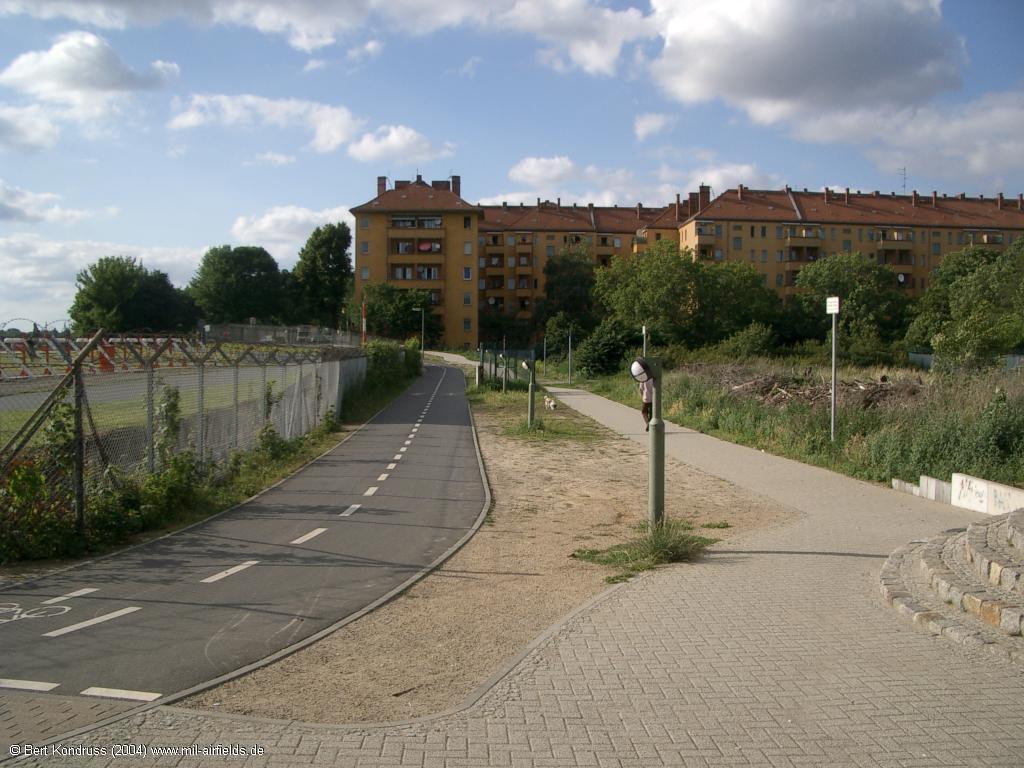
[353, 175, 1024, 347]
[682, 185, 1024, 297]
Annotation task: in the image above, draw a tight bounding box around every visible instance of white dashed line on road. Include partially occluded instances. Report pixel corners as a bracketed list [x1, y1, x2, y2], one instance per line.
[399, 447, 407, 452]
[0, 679, 59, 692]
[364, 486, 379, 496]
[387, 463, 396, 470]
[341, 504, 361, 516]
[290, 528, 327, 545]
[377, 473, 389, 481]
[43, 607, 142, 638]
[404, 440, 412, 445]
[81, 687, 161, 702]
[200, 561, 259, 584]
[393, 454, 403, 460]
[42, 588, 98, 605]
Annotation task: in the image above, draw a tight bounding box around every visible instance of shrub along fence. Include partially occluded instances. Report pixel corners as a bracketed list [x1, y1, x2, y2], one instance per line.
[0, 331, 366, 561]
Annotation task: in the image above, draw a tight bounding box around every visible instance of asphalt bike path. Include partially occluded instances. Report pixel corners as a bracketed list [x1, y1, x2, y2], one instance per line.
[0, 364, 484, 735]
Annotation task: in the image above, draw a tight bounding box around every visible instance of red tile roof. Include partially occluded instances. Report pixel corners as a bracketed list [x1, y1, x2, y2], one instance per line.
[689, 187, 1024, 229]
[352, 178, 481, 214]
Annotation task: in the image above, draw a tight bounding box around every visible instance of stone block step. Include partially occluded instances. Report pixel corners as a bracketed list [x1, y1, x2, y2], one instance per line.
[880, 534, 1024, 665]
[964, 515, 1024, 595]
[1007, 509, 1024, 554]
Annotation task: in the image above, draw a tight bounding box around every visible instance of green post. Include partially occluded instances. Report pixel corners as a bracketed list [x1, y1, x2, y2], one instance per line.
[74, 362, 86, 548]
[649, 358, 664, 528]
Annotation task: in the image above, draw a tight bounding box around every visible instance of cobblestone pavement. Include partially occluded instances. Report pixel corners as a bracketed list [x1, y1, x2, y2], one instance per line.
[6, 385, 1024, 767]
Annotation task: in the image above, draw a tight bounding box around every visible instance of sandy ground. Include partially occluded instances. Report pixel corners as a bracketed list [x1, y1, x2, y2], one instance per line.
[181, 383, 795, 724]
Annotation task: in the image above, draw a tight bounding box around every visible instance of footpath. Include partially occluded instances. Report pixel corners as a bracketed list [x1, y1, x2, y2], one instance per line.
[6, 360, 1024, 767]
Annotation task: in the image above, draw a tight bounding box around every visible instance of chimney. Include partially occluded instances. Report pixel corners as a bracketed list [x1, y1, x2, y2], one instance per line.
[823, 187, 829, 203]
[689, 191, 700, 213]
[737, 184, 744, 201]
[932, 190, 937, 207]
[502, 201, 508, 210]
[537, 197, 541, 207]
[395, 180, 409, 189]
[873, 190, 879, 197]
[698, 184, 711, 211]
[979, 193, 985, 200]
[998, 192, 1004, 210]
[911, 190, 918, 207]
[557, 197, 561, 209]
[377, 176, 387, 196]
[636, 202, 642, 220]
[958, 192, 966, 199]
[675, 193, 681, 221]
[431, 180, 449, 191]
[844, 187, 850, 204]
[572, 202, 577, 209]
[415, 173, 423, 183]
[451, 175, 461, 196]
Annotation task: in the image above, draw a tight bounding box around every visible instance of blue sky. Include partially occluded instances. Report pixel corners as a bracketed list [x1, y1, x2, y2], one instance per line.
[1, 0, 1023, 327]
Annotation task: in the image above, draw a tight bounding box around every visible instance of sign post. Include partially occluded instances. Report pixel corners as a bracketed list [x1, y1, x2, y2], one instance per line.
[826, 296, 840, 442]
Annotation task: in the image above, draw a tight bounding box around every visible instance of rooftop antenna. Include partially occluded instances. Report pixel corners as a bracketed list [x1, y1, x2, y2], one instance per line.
[898, 167, 907, 193]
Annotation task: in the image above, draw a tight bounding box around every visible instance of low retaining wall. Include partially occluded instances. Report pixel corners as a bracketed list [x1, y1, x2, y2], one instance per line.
[892, 472, 1024, 515]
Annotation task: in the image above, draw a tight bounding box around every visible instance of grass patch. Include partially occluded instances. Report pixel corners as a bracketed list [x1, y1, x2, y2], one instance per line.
[466, 383, 602, 443]
[571, 519, 718, 583]
[701, 520, 732, 529]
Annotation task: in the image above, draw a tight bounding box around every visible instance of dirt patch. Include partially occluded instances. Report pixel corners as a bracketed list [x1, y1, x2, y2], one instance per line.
[181, 385, 794, 724]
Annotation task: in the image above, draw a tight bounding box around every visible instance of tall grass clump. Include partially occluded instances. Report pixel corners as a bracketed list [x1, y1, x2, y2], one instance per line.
[572, 520, 719, 582]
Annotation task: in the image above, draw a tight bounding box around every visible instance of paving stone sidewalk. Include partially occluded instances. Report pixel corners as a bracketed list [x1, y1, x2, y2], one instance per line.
[6, 380, 1024, 767]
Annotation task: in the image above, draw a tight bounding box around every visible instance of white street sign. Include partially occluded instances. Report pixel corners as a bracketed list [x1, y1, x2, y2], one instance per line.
[826, 296, 840, 315]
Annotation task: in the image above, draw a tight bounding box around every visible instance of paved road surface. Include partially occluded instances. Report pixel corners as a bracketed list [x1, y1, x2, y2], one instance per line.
[0, 365, 485, 730]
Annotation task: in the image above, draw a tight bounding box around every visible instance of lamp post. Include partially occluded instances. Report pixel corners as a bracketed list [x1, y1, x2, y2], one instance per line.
[522, 357, 536, 428]
[630, 356, 664, 527]
[412, 307, 424, 372]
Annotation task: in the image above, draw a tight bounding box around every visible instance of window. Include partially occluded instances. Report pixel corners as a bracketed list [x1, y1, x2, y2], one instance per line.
[519, 255, 529, 266]
[715, 224, 723, 237]
[613, 237, 621, 248]
[519, 298, 530, 310]
[733, 224, 742, 231]
[750, 225, 755, 237]
[463, 267, 472, 280]
[842, 240, 852, 252]
[776, 251, 784, 262]
[361, 267, 369, 280]
[478, 235, 485, 245]
[463, 216, 471, 229]
[831, 227, 836, 240]
[360, 241, 368, 254]
[393, 266, 413, 280]
[776, 226, 784, 238]
[518, 277, 528, 289]
[507, 256, 515, 268]
[600, 236, 609, 246]
[507, 278, 515, 290]
[360, 216, 369, 229]
[464, 242, 473, 255]
[417, 265, 440, 280]
[749, 250, 756, 262]
[464, 318, 472, 331]
[534, 279, 539, 289]
[858, 228, 863, 242]
[546, 245, 554, 257]
[775, 273, 784, 286]
[546, 234, 555, 240]
[420, 217, 442, 229]
[396, 241, 413, 254]
[761, 225, 767, 237]
[957, 232, 964, 244]
[655, 233, 662, 241]
[463, 292, 472, 305]
[714, 249, 723, 261]
[506, 236, 514, 246]
[947, 232, 953, 245]
[392, 216, 415, 228]
[868, 230, 875, 242]
[732, 236, 742, 250]
[479, 257, 485, 268]
[761, 250, 768, 263]
[478, 279, 485, 290]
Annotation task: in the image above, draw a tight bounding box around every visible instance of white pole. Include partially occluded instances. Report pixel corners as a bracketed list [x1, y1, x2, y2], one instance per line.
[830, 311, 838, 442]
[642, 324, 648, 356]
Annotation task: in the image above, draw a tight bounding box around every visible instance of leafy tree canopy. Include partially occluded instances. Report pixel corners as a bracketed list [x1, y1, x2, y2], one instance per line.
[692, 261, 781, 347]
[293, 222, 353, 328]
[188, 245, 283, 324]
[795, 251, 909, 343]
[534, 244, 597, 333]
[362, 283, 442, 345]
[70, 256, 198, 334]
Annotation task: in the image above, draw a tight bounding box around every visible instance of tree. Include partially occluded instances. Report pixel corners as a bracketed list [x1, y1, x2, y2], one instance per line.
[188, 245, 283, 324]
[533, 245, 597, 333]
[907, 242, 1024, 368]
[70, 256, 197, 333]
[362, 283, 442, 344]
[795, 252, 909, 343]
[593, 241, 701, 345]
[293, 223, 353, 328]
[692, 262, 780, 347]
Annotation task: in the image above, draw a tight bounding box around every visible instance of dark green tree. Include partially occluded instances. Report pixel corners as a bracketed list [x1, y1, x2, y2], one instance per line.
[70, 256, 197, 333]
[362, 283, 442, 344]
[188, 245, 283, 323]
[293, 222, 353, 327]
[534, 245, 597, 333]
[795, 252, 909, 342]
[692, 261, 781, 347]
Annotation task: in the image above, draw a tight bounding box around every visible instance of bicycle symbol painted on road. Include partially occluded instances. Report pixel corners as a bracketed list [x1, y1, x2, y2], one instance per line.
[0, 602, 71, 624]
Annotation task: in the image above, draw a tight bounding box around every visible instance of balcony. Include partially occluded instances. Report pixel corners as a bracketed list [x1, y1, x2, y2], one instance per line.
[387, 227, 446, 240]
[485, 242, 505, 254]
[785, 230, 821, 246]
[694, 232, 717, 247]
[515, 240, 533, 253]
[515, 287, 533, 298]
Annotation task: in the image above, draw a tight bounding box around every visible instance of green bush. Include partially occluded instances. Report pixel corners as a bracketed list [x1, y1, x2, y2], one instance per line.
[716, 322, 775, 359]
[403, 338, 422, 377]
[365, 339, 404, 379]
[575, 318, 635, 376]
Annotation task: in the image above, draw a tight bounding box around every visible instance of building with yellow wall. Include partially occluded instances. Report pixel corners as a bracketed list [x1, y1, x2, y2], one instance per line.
[353, 176, 1024, 347]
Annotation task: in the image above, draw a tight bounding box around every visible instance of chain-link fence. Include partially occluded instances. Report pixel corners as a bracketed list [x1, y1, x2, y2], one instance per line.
[479, 344, 536, 388]
[205, 322, 379, 348]
[0, 332, 366, 561]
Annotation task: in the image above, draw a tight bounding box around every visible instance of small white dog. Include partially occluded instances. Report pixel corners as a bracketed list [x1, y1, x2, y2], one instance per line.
[543, 395, 557, 411]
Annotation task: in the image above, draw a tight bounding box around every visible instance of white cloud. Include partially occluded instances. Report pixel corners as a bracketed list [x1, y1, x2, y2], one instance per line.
[508, 156, 576, 187]
[346, 124, 453, 164]
[2, 1, 655, 72]
[0, 31, 178, 123]
[168, 94, 364, 153]
[347, 39, 382, 62]
[634, 112, 672, 142]
[230, 204, 354, 263]
[649, 0, 962, 125]
[243, 151, 295, 167]
[0, 104, 60, 150]
[452, 56, 481, 78]
[0, 179, 111, 223]
[0, 232, 202, 325]
[303, 58, 326, 73]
